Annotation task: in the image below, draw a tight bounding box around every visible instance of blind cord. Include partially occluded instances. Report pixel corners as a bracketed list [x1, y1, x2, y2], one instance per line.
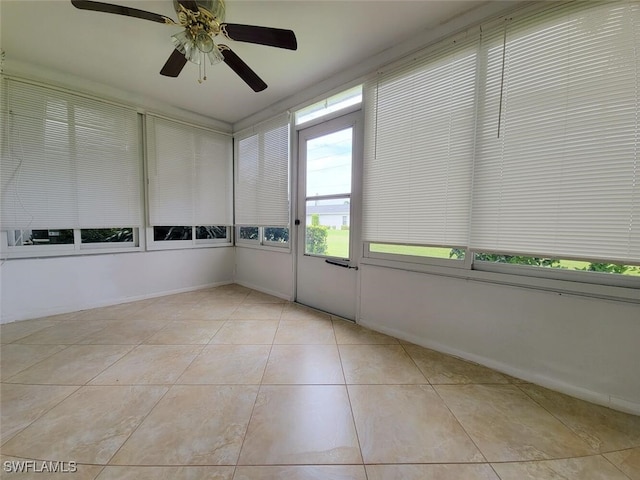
[497, 19, 508, 139]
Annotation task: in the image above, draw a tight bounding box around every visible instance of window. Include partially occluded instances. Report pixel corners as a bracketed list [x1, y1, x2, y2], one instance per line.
[236, 226, 289, 248]
[1, 79, 142, 257]
[295, 85, 363, 126]
[152, 225, 230, 245]
[146, 115, 232, 249]
[362, 1, 639, 290]
[81, 228, 134, 244]
[235, 112, 290, 249]
[264, 227, 289, 245]
[363, 32, 478, 264]
[470, 2, 639, 267]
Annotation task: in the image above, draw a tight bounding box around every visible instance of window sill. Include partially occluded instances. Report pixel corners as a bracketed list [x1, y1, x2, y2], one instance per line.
[235, 243, 291, 254]
[1, 246, 144, 260]
[359, 257, 640, 305]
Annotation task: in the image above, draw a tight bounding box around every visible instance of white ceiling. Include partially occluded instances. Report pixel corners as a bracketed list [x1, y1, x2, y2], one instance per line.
[1, 0, 510, 125]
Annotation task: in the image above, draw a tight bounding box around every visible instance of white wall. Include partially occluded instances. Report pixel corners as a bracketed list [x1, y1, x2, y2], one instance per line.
[234, 247, 293, 300]
[0, 247, 235, 323]
[358, 264, 640, 414]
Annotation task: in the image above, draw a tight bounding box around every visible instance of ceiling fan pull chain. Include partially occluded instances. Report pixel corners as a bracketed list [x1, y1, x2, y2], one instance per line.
[203, 55, 207, 81]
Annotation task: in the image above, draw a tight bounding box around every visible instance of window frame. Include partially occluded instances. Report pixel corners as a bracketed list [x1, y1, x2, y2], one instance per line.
[235, 226, 291, 251]
[1, 227, 143, 259]
[146, 226, 232, 251]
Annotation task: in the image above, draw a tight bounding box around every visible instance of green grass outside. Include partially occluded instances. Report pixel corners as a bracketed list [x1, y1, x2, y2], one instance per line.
[343, 238, 639, 276]
[325, 229, 350, 258]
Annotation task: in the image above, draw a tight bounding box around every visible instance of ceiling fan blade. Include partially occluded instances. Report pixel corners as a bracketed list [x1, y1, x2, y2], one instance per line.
[176, 0, 200, 13]
[220, 46, 267, 92]
[223, 24, 298, 50]
[70, 0, 173, 24]
[160, 49, 188, 77]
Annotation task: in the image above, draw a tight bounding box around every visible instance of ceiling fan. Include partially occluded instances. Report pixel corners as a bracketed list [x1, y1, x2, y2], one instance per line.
[70, 0, 298, 92]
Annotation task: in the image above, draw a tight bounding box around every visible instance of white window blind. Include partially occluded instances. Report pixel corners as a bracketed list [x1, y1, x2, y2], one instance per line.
[363, 34, 479, 247]
[470, 1, 640, 264]
[1, 79, 142, 229]
[146, 115, 232, 226]
[234, 112, 290, 227]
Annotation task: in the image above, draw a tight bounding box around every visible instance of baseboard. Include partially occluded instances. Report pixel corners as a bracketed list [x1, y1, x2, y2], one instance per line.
[358, 318, 640, 416]
[0, 280, 234, 324]
[234, 280, 293, 302]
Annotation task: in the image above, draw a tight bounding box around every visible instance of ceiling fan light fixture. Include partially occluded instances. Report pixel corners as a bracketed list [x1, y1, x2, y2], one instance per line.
[195, 31, 214, 53]
[171, 30, 200, 64]
[207, 47, 224, 66]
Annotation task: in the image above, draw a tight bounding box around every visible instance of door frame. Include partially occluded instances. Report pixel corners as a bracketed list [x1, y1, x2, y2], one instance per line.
[292, 109, 363, 318]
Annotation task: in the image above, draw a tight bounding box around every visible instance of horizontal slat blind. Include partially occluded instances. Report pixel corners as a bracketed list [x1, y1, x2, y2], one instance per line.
[235, 112, 290, 226]
[470, 2, 640, 263]
[146, 115, 232, 226]
[363, 34, 479, 246]
[1, 79, 141, 229]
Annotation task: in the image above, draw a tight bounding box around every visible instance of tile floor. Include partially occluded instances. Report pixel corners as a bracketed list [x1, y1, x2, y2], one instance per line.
[1, 284, 639, 480]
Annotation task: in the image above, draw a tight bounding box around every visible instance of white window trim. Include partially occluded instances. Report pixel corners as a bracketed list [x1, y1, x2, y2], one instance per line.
[235, 226, 291, 252]
[361, 243, 640, 303]
[1, 228, 144, 259]
[146, 226, 232, 251]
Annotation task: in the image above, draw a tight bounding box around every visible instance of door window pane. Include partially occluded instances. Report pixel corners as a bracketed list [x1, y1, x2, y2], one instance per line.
[305, 128, 352, 197]
[305, 198, 350, 259]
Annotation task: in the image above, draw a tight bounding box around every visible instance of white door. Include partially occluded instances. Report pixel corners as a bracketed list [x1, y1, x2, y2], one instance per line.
[295, 111, 362, 320]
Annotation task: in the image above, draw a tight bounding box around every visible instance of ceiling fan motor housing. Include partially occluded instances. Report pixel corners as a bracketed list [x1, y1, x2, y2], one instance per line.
[173, 0, 226, 22]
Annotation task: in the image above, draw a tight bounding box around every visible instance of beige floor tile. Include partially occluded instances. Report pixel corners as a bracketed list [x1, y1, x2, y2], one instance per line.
[339, 345, 427, 384]
[73, 303, 146, 321]
[186, 303, 243, 320]
[177, 345, 270, 384]
[135, 303, 199, 321]
[274, 320, 336, 344]
[0, 344, 67, 380]
[209, 320, 279, 344]
[90, 345, 202, 385]
[1, 384, 78, 444]
[0, 456, 103, 479]
[605, 447, 640, 480]
[403, 344, 509, 384]
[332, 320, 399, 344]
[31, 311, 83, 322]
[200, 286, 251, 304]
[435, 384, 595, 461]
[262, 345, 344, 384]
[2, 385, 167, 464]
[111, 385, 258, 465]
[520, 384, 640, 452]
[14, 320, 111, 345]
[155, 291, 209, 304]
[281, 304, 331, 321]
[234, 465, 367, 480]
[1, 319, 57, 344]
[77, 319, 168, 345]
[238, 385, 362, 465]
[145, 320, 225, 344]
[230, 304, 284, 320]
[492, 455, 630, 480]
[244, 291, 287, 304]
[349, 384, 483, 463]
[365, 464, 499, 480]
[190, 297, 244, 310]
[96, 466, 234, 480]
[6, 345, 133, 385]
